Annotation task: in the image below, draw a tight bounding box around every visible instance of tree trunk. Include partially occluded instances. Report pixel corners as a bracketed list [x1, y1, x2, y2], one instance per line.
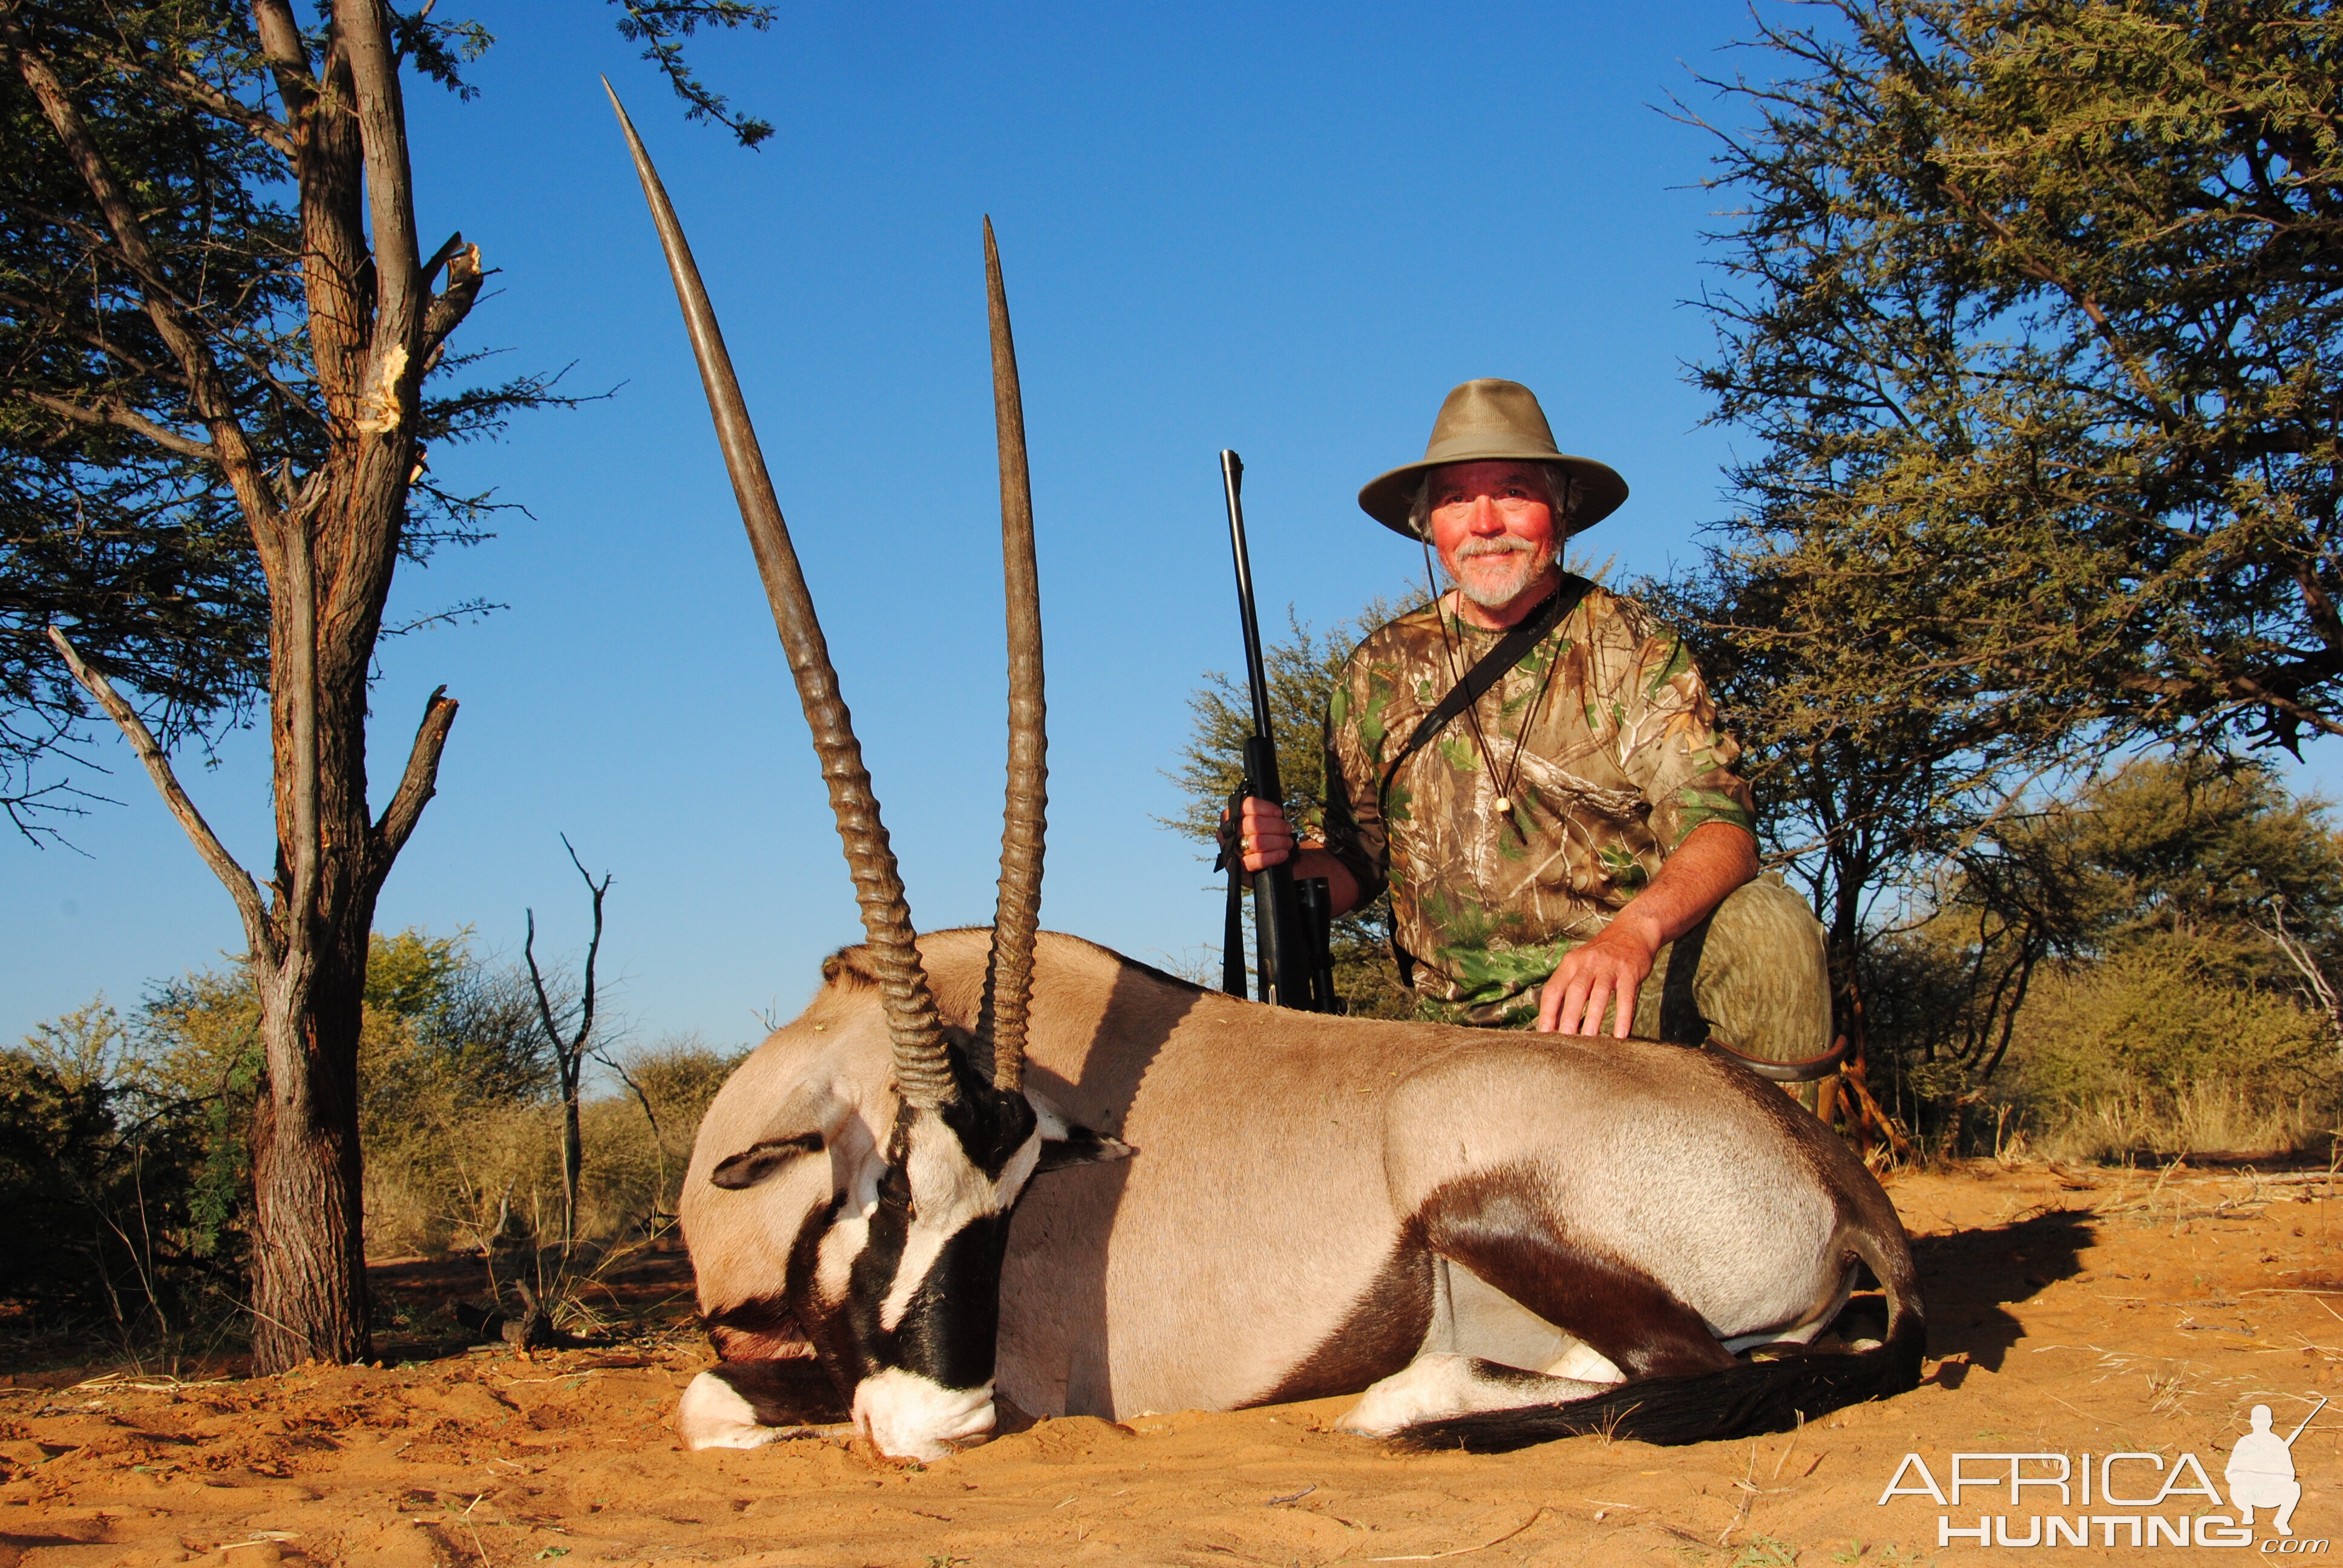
[248, 966, 370, 1367]
[562, 1074, 582, 1256]
[244, 559, 395, 1368]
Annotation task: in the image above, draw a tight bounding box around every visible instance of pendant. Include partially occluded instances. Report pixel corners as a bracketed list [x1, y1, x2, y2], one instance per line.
[1496, 797, 1512, 814]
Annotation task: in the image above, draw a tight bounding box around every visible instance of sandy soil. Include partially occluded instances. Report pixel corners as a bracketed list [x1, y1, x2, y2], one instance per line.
[4, 1161, 2338, 1567]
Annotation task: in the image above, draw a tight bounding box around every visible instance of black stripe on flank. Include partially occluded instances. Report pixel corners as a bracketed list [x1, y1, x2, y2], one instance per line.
[1418, 1164, 1733, 1380]
[1251, 1240, 1435, 1406]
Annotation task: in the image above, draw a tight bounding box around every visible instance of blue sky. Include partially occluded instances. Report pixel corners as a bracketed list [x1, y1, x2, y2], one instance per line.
[10, 2, 2337, 1054]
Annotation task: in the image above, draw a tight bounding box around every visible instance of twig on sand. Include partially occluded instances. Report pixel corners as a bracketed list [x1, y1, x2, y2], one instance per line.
[460, 1491, 494, 1568]
[65, 1373, 232, 1395]
[1363, 1506, 1553, 1561]
[2042, 1391, 2103, 1424]
[1771, 1412, 1806, 1480]
[1717, 1442, 1759, 1546]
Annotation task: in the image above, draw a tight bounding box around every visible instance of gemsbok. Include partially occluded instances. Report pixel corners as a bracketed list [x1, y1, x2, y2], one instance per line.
[607, 91, 1924, 1463]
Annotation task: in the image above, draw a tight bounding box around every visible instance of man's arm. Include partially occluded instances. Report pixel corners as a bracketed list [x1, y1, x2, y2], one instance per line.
[1538, 820, 1757, 1039]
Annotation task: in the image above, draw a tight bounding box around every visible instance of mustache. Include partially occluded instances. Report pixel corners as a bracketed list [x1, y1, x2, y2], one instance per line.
[1454, 535, 1538, 560]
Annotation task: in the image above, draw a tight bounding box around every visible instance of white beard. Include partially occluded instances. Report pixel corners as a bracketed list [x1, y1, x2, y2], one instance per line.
[1449, 539, 1550, 609]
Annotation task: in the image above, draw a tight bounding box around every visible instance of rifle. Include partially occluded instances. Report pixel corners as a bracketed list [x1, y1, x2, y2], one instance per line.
[1217, 450, 1337, 1011]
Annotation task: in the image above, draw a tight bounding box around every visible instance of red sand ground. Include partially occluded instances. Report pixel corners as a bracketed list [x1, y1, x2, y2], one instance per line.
[2, 1161, 2338, 1567]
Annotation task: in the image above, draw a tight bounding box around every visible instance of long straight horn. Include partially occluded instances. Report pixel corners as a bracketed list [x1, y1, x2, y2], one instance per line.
[974, 217, 1046, 1093]
[605, 83, 956, 1109]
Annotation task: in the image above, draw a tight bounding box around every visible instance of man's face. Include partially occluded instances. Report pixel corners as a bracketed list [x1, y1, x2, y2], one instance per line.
[1424, 460, 1561, 612]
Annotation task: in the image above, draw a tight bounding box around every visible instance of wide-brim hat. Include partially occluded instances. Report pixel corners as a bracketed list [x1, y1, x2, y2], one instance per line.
[1358, 378, 1628, 540]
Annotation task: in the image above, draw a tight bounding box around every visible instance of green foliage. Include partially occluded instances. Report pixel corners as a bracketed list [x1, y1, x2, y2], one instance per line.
[2013, 933, 2337, 1106]
[0, 1, 775, 834]
[1694, 0, 2343, 759]
[355, 927, 548, 1147]
[2034, 757, 2343, 956]
[1863, 754, 2343, 1152]
[1661, 0, 2343, 1060]
[363, 1029, 741, 1264]
[0, 0, 281, 831]
[609, 2, 778, 148]
[5, 927, 748, 1349]
[0, 1013, 230, 1346]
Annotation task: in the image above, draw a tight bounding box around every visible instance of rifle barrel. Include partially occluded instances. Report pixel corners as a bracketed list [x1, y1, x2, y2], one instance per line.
[1221, 451, 1277, 743]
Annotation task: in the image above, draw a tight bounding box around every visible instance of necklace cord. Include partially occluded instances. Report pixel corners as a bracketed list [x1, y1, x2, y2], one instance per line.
[1423, 541, 1564, 834]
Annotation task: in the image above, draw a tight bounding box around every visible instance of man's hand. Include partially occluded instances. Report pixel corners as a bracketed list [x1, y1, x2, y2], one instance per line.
[1216, 797, 1363, 916]
[1535, 821, 1761, 1039]
[1224, 795, 1296, 873]
[1538, 916, 1662, 1038]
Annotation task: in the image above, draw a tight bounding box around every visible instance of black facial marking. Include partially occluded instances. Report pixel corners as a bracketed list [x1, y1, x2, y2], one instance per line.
[785, 1190, 860, 1396]
[709, 1131, 825, 1189]
[935, 1050, 1040, 1179]
[801, 1046, 1043, 1397]
[702, 1294, 814, 1362]
[701, 1357, 850, 1425]
[888, 1210, 1012, 1391]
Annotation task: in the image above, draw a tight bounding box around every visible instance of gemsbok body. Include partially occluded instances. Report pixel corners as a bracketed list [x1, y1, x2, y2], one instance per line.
[608, 91, 1922, 1463]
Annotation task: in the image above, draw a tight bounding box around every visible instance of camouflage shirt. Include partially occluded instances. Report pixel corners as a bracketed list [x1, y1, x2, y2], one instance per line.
[1322, 577, 1757, 1025]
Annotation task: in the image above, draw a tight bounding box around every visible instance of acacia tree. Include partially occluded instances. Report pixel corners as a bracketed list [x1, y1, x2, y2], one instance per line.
[1668, 0, 2343, 1113]
[1694, 0, 2343, 755]
[3, 0, 765, 1370]
[1860, 755, 2343, 1143]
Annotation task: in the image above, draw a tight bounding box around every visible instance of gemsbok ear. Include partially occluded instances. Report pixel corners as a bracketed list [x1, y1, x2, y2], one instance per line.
[709, 1083, 845, 1190]
[1035, 1124, 1135, 1173]
[709, 1134, 824, 1190]
[1024, 1088, 1135, 1172]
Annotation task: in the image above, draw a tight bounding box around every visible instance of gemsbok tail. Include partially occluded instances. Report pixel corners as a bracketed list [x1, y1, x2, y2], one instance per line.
[1395, 1226, 1925, 1453]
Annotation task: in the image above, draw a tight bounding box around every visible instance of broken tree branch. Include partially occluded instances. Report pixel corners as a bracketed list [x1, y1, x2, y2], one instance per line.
[337, 0, 424, 433]
[525, 837, 612, 1255]
[368, 684, 459, 884]
[2255, 897, 2343, 1050]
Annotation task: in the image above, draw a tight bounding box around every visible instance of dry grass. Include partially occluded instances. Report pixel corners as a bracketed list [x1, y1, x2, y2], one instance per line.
[2003, 1079, 2336, 1165]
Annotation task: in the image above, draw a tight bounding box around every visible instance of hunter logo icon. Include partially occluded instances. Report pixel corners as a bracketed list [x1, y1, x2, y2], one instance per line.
[2231, 1397, 2325, 1537]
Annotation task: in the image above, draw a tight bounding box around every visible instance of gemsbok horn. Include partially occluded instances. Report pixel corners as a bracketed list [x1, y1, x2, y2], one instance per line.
[609, 87, 1100, 1456]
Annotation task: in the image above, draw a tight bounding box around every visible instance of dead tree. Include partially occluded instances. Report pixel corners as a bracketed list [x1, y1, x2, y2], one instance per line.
[523, 836, 609, 1258]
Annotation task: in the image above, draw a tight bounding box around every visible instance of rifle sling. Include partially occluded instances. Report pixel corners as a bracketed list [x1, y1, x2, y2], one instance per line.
[1377, 580, 1584, 813]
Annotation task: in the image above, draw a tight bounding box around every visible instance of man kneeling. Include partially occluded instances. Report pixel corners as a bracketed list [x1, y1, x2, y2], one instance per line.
[1236, 379, 1830, 1068]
